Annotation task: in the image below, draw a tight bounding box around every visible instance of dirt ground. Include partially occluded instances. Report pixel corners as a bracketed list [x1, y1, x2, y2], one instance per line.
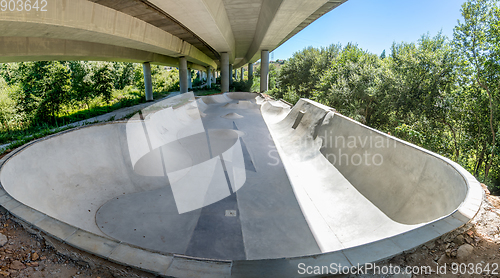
[0, 208, 157, 278]
[0, 185, 498, 278]
[347, 184, 500, 278]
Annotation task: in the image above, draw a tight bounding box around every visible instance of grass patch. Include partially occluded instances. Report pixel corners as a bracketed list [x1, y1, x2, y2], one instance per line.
[194, 89, 222, 96]
[0, 123, 88, 158]
[0, 88, 172, 154]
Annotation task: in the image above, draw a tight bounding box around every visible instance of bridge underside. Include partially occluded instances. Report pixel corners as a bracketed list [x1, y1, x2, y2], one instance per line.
[0, 0, 347, 70]
[0, 37, 211, 70]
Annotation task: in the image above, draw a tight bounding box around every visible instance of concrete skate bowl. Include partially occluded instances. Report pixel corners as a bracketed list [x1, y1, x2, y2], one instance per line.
[0, 92, 483, 277]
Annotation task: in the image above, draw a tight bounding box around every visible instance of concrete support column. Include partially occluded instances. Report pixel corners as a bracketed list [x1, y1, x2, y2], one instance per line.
[248, 63, 253, 80]
[143, 62, 153, 101]
[179, 57, 188, 94]
[188, 68, 192, 89]
[206, 66, 212, 88]
[229, 64, 233, 86]
[221, 52, 229, 93]
[260, 50, 269, 93]
[240, 67, 244, 81]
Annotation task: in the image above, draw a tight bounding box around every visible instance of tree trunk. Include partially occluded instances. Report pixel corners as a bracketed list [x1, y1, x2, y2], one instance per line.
[483, 152, 491, 182]
[442, 119, 459, 161]
[485, 152, 493, 181]
[477, 80, 496, 181]
[475, 141, 486, 177]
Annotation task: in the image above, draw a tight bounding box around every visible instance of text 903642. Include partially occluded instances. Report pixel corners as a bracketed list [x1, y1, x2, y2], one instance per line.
[1, 0, 47, 12]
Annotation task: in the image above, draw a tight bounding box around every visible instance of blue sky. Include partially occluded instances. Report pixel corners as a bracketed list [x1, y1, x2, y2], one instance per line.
[272, 0, 465, 60]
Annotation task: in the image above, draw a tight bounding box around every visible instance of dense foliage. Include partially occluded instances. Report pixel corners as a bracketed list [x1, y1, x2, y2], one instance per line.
[267, 0, 500, 190]
[0, 61, 180, 144]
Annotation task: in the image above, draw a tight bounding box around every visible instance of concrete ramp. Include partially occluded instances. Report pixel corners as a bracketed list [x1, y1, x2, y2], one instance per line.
[0, 93, 483, 277]
[262, 98, 472, 251]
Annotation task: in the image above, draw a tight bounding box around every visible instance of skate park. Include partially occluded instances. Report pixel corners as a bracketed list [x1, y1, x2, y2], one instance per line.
[0, 0, 484, 276]
[0, 92, 483, 277]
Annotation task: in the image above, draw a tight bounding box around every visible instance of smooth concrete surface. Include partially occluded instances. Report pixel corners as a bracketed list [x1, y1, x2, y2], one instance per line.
[221, 53, 229, 93]
[206, 66, 212, 88]
[261, 98, 481, 251]
[143, 63, 154, 102]
[260, 50, 269, 93]
[188, 68, 193, 89]
[229, 64, 233, 86]
[0, 0, 216, 68]
[0, 94, 482, 277]
[0, 37, 181, 66]
[248, 63, 254, 79]
[179, 57, 188, 94]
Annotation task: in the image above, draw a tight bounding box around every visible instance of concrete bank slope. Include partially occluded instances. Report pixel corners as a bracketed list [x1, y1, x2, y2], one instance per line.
[259, 98, 483, 270]
[0, 93, 483, 278]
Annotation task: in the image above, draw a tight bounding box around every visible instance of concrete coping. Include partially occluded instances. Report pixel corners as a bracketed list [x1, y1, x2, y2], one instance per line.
[0, 97, 483, 278]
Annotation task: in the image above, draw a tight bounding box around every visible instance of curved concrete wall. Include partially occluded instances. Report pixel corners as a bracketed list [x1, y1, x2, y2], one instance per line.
[318, 112, 467, 224]
[0, 93, 204, 237]
[294, 99, 465, 224]
[264, 99, 467, 225]
[0, 123, 160, 237]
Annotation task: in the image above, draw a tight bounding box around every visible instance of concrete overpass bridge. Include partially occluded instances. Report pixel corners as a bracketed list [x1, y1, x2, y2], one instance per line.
[0, 0, 347, 98]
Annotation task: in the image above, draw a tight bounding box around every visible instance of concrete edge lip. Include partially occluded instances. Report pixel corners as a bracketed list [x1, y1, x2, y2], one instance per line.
[0, 95, 484, 278]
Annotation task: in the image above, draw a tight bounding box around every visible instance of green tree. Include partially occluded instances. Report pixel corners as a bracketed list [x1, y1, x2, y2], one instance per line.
[37, 62, 72, 122]
[277, 45, 341, 100]
[68, 61, 94, 110]
[380, 49, 386, 59]
[0, 76, 17, 130]
[313, 44, 388, 126]
[454, 0, 500, 181]
[111, 62, 134, 90]
[250, 63, 279, 93]
[17, 61, 71, 123]
[0, 63, 20, 86]
[133, 64, 146, 92]
[388, 33, 459, 157]
[17, 61, 49, 118]
[92, 64, 113, 104]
